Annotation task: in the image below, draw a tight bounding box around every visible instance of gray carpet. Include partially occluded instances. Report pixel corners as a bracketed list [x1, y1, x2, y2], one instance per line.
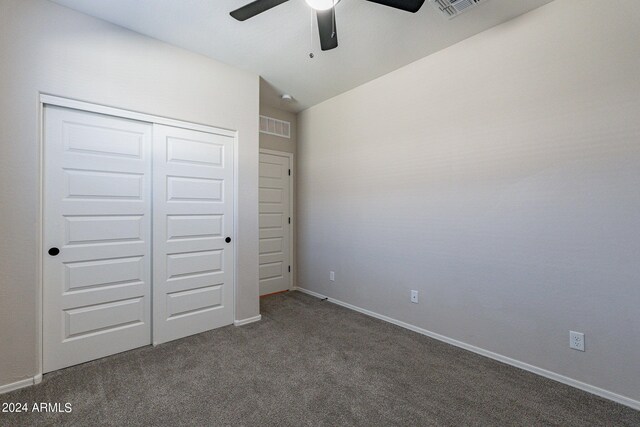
[1, 291, 638, 426]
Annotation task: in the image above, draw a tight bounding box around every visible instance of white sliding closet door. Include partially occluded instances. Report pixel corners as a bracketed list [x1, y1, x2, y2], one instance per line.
[43, 102, 236, 370]
[43, 106, 152, 373]
[152, 125, 235, 345]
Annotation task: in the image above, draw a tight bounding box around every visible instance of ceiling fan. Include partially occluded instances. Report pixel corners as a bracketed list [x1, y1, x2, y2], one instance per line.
[230, 0, 426, 51]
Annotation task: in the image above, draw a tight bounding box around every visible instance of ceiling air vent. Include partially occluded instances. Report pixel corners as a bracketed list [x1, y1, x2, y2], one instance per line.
[260, 115, 290, 139]
[430, 0, 488, 19]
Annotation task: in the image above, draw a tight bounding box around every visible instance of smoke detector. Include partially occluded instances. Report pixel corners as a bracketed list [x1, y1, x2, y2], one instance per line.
[430, 0, 488, 19]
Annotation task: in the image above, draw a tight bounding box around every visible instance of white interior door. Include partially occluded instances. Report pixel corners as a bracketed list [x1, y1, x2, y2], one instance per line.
[259, 152, 291, 296]
[152, 124, 234, 345]
[43, 106, 152, 373]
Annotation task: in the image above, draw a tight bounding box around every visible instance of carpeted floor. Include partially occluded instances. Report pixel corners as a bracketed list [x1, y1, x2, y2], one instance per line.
[1, 291, 638, 426]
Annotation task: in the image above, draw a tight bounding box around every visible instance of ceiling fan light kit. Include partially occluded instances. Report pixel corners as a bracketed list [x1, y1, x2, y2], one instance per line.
[230, 0, 427, 51]
[305, 0, 341, 11]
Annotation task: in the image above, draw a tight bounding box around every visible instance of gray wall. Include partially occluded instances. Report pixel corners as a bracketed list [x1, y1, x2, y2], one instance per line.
[0, 0, 260, 388]
[259, 105, 297, 155]
[297, 0, 640, 403]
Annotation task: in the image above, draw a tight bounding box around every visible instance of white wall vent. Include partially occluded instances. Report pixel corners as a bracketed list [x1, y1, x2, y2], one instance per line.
[430, 0, 488, 19]
[260, 115, 291, 139]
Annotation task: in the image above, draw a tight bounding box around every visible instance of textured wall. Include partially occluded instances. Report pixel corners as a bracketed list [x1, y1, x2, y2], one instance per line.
[297, 0, 640, 403]
[0, 0, 260, 387]
[259, 105, 297, 155]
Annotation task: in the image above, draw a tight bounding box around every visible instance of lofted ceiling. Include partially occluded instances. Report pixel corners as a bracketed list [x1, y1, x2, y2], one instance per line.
[49, 0, 554, 112]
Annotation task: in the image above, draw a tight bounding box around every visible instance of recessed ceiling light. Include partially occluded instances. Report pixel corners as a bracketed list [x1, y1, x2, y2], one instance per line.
[305, 0, 341, 11]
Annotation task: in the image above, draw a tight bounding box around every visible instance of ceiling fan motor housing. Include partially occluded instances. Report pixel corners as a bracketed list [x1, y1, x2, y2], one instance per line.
[230, 0, 427, 51]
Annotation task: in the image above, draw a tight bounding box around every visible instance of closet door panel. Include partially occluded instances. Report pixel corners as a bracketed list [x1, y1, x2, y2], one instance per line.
[43, 106, 152, 373]
[152, 125, 234, 345]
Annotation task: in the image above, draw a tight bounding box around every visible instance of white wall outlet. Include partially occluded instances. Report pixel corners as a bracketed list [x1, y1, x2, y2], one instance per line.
[329, 271, 335, 282]
[410, 290, 419, 304]
[570, 331, 585, 351]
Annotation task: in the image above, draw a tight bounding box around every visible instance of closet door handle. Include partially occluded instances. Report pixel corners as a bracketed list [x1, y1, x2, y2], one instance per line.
[48, 247, 60, 256]
[225, 237, 231, 243]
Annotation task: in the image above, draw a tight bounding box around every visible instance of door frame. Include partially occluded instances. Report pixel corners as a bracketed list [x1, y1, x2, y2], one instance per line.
[37, 94, 239, 377]
[259, 149, 295, 292]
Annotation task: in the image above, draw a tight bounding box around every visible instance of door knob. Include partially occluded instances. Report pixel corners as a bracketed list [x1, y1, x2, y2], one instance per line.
[48, 247, 60, 256]
[225, 237, 231, 243]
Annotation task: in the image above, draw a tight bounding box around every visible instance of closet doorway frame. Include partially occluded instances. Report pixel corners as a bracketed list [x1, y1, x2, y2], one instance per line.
[258, 149, 295, 295]
[36, 94, 240, 379]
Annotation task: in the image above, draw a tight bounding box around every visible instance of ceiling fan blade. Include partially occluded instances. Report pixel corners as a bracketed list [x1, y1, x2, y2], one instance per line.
[365, 0, 426, 13]
[230, 0, 289, 21]
[316, 8, 338, 51]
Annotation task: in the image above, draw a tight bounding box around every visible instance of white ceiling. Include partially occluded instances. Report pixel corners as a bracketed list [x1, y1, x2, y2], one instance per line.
[49, 0, 554, 112]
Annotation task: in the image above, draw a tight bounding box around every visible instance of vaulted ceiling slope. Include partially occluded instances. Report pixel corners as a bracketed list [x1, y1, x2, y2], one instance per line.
[50, 0, 554, 112]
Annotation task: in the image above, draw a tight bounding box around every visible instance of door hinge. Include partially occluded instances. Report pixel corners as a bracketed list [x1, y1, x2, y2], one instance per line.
[288, 266, 291, 273]
[288, 217, 291, 224]
[288, 169, 291, 176]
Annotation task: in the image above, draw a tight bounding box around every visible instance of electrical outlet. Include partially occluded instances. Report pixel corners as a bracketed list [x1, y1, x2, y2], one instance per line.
[570, 331, 585, 351]
[329, 271, 335, 282]
[410, 290, 419, 304]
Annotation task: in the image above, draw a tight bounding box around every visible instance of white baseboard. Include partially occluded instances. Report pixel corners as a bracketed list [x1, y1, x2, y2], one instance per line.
[294, 287, 640, 411]
[234, 314, 262, 327]
[0, 375, 41, 395]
